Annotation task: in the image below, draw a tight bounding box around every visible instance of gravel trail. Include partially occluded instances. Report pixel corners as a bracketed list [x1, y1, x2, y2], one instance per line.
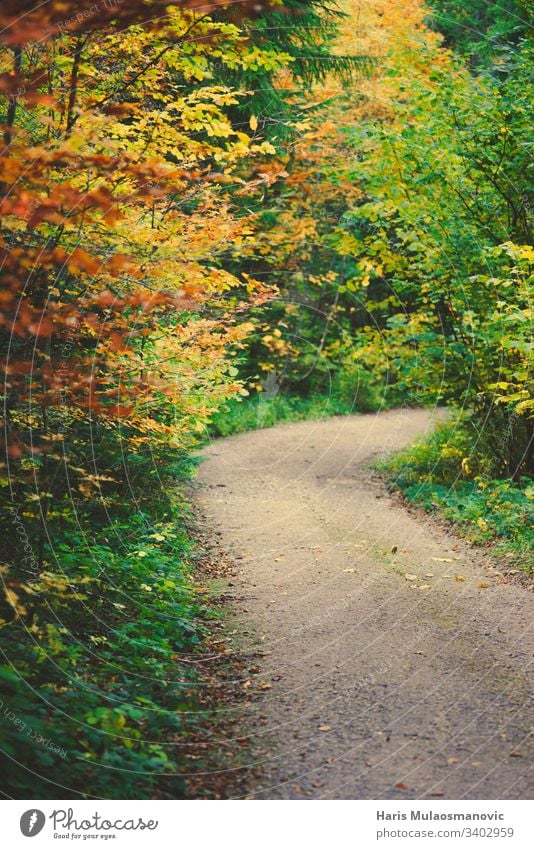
[196, 410, 533, 799]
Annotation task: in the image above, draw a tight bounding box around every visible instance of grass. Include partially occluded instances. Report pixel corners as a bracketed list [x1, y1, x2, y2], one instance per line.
[0, 475, 234, 799]
[209, 391, 357, 437]
[377, 419, 534, 573]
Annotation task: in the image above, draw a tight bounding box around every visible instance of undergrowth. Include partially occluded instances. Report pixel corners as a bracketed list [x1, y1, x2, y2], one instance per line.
[377, 418, 534, 572]
[210, 391, 364, 437]
[0, 470, 228, 799]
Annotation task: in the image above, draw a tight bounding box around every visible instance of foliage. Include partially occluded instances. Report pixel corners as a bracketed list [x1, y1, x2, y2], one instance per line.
[337, 1, 532, 477]
[0, 8, 284, 567]
[210, 392, 354, 437]
[0, 484, 220, 798]
[1, 0, 532, 800]
[378, 418, 534, 570]
[427, 0, 531, 63]
[242, 0, 533, 477]
[212, 0, 373, 136]
[210, 350, 400, 437]
[0, 0, 357, 799]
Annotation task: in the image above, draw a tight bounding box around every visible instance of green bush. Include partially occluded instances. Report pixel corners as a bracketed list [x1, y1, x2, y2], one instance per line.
[0, 504, 217, 798]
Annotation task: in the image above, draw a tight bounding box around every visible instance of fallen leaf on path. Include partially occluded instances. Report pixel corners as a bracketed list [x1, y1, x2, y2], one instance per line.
[318, 725, 332, 732]
[425, 573, 434, 578]
[455, 575, 465, 582]
[447, 757, 459, 765]
[404, 574, 418, 581]
[260, 682, 272, 690]
[391, 545, 398, 554]
[470, 761, 482, 767]
[479, 582, 489, 588]
[342, 568, 356, 573]
[509, 751, 523, 758]
[394, 782, 408, 790]
[432, 557, 453, 562]
[417, 584, 432, 590]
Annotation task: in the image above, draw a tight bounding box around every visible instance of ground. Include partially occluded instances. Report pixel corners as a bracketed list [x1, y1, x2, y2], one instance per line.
[195, 409, 533, 799]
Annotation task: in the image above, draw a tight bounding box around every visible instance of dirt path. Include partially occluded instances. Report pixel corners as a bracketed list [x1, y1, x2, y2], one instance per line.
[195, 409, 533, 799]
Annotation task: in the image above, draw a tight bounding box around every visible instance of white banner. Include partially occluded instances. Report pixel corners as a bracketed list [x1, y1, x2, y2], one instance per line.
[2, 799, 531, 848]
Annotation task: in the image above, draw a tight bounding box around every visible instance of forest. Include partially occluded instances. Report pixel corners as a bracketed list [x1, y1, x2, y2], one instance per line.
[0, 0, 532, 799]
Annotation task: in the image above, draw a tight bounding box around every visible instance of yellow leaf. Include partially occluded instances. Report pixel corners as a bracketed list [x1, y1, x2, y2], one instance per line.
[249, 115, 258, 132]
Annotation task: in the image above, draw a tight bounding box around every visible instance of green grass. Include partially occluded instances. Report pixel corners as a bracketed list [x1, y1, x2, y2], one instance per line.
[0, 488, 226, 799]
[377, 420, 534, 572]
[209, 392, 357, 437]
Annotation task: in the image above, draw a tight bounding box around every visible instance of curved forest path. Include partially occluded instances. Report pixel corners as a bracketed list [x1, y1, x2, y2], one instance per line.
[195, 410, 533, 799]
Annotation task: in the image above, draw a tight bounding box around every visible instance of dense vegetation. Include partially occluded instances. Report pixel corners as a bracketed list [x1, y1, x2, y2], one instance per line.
[0, 0, 532, 798]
